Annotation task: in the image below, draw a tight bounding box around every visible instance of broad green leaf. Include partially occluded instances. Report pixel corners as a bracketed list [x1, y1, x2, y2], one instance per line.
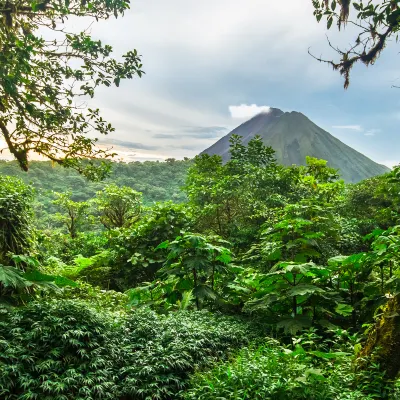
[335, 303, 354, 317]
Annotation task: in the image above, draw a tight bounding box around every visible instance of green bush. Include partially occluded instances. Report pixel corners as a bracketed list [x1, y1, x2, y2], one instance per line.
[184, 340, 382, 400]
[0, 300, 258, 400]
[0, 176, 34, 264]
[0, 300, 122, 400]
[120, 309, 260, 399]
[48, 283, 129, 314]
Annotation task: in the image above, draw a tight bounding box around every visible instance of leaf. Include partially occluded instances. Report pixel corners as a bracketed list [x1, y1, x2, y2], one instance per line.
[178, 290, 194, 310]
[156, 240, 170, 250]
[287, 284, 325, 297]
[335, 303, 354, 317]
[0, 265, 30, 289]
[73, 255, 94, 269]
[227, 284, 251, 293]
[305, 368, 326, 381]
[54, 276, 78, 287]
[276, 316, 312, 334]
[193, 285, 218, 301]
[23, 270, 56, 282]
[176, 279, 192, 291]
[328, 255, 348, 267]
[354, 343, 362, 355]
[215, 250, 232, 264]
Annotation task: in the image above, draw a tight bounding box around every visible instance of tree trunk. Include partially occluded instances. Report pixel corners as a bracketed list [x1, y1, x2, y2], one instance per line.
[359, 294, 400, 379]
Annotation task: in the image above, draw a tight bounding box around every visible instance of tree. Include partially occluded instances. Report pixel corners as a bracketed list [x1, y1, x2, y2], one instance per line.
[95, 202, 193, 291]
[95, 184, 142, 229]
[360, 293, 400, 379]
[158, 234, 233, 310]
[185, 136, 290, 243]
[52, 191, 90, 238]
[299, 156, 344, 204]
[0, 176, 34, 263]
[311, 0, 400, 88]
[245, 261, 329, 333]
[0, 0, 144, 179]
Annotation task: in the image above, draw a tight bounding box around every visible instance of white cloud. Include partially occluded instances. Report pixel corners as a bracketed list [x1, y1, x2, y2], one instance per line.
[332, 125, 363, 132]
[364, 129, 381, 136]
[229, 104, 271, 119]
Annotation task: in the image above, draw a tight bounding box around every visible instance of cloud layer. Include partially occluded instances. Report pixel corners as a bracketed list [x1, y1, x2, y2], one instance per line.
[229, 104, 271, 119]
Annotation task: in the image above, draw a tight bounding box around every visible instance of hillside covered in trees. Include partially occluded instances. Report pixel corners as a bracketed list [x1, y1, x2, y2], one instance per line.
[0, 159, 189, 228]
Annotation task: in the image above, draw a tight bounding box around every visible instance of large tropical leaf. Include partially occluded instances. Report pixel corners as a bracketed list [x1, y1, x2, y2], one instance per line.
[0, 265, 31, 289]
[193, 285, 218, 301]
[178, 290, 194, 310]
[335, 303, 354, 317]
[23, 270, 77, 288]
[287, 284, 325, 297]
[276, 315, 313, 334]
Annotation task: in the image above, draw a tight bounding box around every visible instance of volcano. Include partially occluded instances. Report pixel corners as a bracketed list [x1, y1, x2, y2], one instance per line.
[201, 108, 389, 183]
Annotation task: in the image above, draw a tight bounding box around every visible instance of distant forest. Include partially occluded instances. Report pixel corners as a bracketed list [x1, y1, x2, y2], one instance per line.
[0, 158, 190, 209]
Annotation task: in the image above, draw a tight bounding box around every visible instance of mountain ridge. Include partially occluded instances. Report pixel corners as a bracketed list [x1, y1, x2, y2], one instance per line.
[201, 108, 390, 183]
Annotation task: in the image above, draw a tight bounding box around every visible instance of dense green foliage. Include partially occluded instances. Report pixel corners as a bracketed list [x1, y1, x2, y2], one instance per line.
[1, 1, 398, 397]
[185, 335, 390, 400]
[0, 160, 189, 219]
[0, 176, 34, 263]
[0, 300, 259, 400]
[1, 137, 400, 399]
[0, 0, 143, 178]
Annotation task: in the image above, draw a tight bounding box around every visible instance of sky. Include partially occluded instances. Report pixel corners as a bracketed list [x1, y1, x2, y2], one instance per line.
[1, 0, 399, 167]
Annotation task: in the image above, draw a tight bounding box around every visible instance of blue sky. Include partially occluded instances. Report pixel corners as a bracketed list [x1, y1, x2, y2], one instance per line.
[72, 0, 400, 166]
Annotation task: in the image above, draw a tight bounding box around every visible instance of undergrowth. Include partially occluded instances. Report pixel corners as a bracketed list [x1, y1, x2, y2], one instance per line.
[184, 337, 394, 400]
[0, 299, 260, 400]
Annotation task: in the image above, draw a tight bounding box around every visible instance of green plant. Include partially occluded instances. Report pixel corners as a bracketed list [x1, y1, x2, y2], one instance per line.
[94, 184, 142, 229]
[52, 192, 91, 238]
[0, 300, 261, 400]
[119, 308, 262, 399]
[0, 300, 123, 399]
[0, 255, 76, 310]
[244, 261, 332, 333]
[0, 176, 34, 264]
[49, 282, 129, 314]
[184, 332, 393, 400]
[157, 233, 233, 310]
[104, 202, 193, 290]
[0, 0, 143, 178]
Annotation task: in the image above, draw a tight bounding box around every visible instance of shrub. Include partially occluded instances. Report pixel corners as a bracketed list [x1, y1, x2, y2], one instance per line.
[49, 283, 129, 314]
[0, 300, 258, 400]
[0, 176, 34, 264]
[120, 309, 261, 399]
[0, 300, 122, 400]
[184, 340, 383, 400]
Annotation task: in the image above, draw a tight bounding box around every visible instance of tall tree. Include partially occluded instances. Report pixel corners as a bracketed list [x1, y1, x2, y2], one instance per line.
[52, 191, 89, 238]
[0, 0, 143, 179]
[95, 184, 142, 229]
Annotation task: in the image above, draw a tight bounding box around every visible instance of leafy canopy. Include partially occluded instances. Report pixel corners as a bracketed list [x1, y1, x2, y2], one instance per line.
[0, 0, 143, 179]
[95, 184, 142, 229]
[52, 191, 90, 238]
